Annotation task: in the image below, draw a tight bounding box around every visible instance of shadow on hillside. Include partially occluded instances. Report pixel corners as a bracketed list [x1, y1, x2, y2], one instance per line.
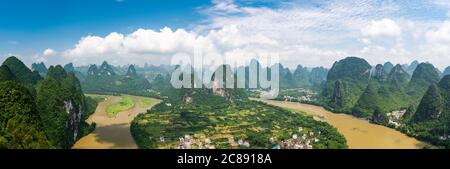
[92, 123, 137, 148]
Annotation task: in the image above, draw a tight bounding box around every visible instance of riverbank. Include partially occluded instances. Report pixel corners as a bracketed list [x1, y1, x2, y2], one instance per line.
[256, 99, 428, 149]
[72, 94, 159, 149]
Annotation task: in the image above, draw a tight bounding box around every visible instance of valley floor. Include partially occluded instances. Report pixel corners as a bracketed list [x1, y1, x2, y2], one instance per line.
[71, 94, 427, 149]
[256, 99, 429, 149]
[72, 94, 159, 149]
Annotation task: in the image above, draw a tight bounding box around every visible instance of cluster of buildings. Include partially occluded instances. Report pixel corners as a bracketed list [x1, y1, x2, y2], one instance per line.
[159, 126, 322, 149]
[176, 134, 216, 149]
[387, 110, 406, 128]
[273, 130, 319, 149]
[283, 95, 312, 102]
[282, 88, 317, 102]
[228, 137, 250, 148]
[182, 95, 193, 104]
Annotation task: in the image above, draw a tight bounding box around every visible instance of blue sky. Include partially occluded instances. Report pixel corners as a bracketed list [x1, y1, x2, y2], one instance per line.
[1, 0, 450, 69]
[0, 0, 209, 54]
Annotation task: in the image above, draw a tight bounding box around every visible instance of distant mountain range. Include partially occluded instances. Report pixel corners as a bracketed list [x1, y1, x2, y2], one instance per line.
[318, 56, 449, 148]
[4, 55, 450, 148]
[78, 61, 152, 96]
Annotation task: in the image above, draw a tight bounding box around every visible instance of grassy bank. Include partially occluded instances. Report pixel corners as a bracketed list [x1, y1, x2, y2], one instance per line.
[106, 96, 135, 117]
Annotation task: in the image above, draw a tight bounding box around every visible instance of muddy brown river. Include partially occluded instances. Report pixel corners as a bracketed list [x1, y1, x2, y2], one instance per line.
[257, 99, 428, 149]
[72, 95, 159, 149]
[73, 95, 427, 149]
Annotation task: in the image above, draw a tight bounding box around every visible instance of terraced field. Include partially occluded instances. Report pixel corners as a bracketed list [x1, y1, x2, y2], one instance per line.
[131, 99, 347, 149]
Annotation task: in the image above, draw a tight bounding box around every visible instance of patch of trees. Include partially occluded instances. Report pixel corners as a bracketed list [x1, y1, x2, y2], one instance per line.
[0, 56, 96, 149]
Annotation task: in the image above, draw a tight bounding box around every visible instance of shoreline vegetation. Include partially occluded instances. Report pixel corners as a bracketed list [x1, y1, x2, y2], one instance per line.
[130, 88, 348, 149]
[256, 98, 431, 149]
[2, 56, 449, 149]
[73, 94, 159, 149]
[106, 96, 135, 118]
[79, 92, 433, 149]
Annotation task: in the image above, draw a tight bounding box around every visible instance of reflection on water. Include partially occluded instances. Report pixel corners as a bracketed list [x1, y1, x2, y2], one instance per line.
[258, 99, 428, 149]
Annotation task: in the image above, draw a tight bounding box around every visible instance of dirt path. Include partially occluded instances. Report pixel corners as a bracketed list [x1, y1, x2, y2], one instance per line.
[72, 95, 160, 149]
[256, 99, 428, 149]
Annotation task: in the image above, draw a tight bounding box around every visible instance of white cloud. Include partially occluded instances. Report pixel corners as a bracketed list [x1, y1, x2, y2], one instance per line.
[34, 48, 57, 64]
[357, 19, 410, 65]
[43, 48, 56, 56]
[197, 0, 403, 67]
[419, 21, 450, 69]
[362, 19, 402, 38]
[63, 25, 281, 66]
[212, 0, 241, 13]
[432, 0, 450, 8]
[44, 0, 450, 70]
[426, 21, 450, 43]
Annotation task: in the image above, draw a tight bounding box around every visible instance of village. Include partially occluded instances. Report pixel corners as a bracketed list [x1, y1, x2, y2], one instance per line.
[280, 88, 317, 103]
[386, 110, 407, 128]
[156, 126, 321, 149]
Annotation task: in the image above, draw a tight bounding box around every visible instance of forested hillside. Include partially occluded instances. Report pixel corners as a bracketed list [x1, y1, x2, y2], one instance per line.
[77, 61, 152, 96]
[0, 56, 95, 149]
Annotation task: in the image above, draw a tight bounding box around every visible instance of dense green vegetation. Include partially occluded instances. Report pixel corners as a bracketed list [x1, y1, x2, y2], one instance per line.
[321, 57, 372, 113]
[3, 56, 41, 85]
[35, 65, 93, 148]
[131, 83, 347, 149]
[77, 61, 154, 97]
[3, 54, 450, 149]
[315, 56, 450, 147]
[0, 56, 96, 149]
[0, 65, 16, 81]
[320, 57, 441, 120]
[0, 81, 51, 148]
[84, 96, 102, 120]
[410, 63, 441, 87]
[402, 75, 450, 148]
[352, 83, 383, 117]
[351, 64, 413, 118]
[106, 96, 135, 117]
[277, 63, 328, 89]
[140, 98, 155, 107]
[371, 108, 389, 125]
[243, 59, 328, 90]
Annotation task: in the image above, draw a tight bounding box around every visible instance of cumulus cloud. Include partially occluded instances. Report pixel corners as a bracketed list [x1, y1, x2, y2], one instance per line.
[43, 48, 56, 56]
[30, 48, 55, 64]
[362, 19, 402, 38]
[197, 0, 403, 67]
[426, 21, 450, 43]
[206, 0, 242, 15]
[62, 25, 281, 66]
[419, 21, 450, 69]
[50, 0, 450, 69]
